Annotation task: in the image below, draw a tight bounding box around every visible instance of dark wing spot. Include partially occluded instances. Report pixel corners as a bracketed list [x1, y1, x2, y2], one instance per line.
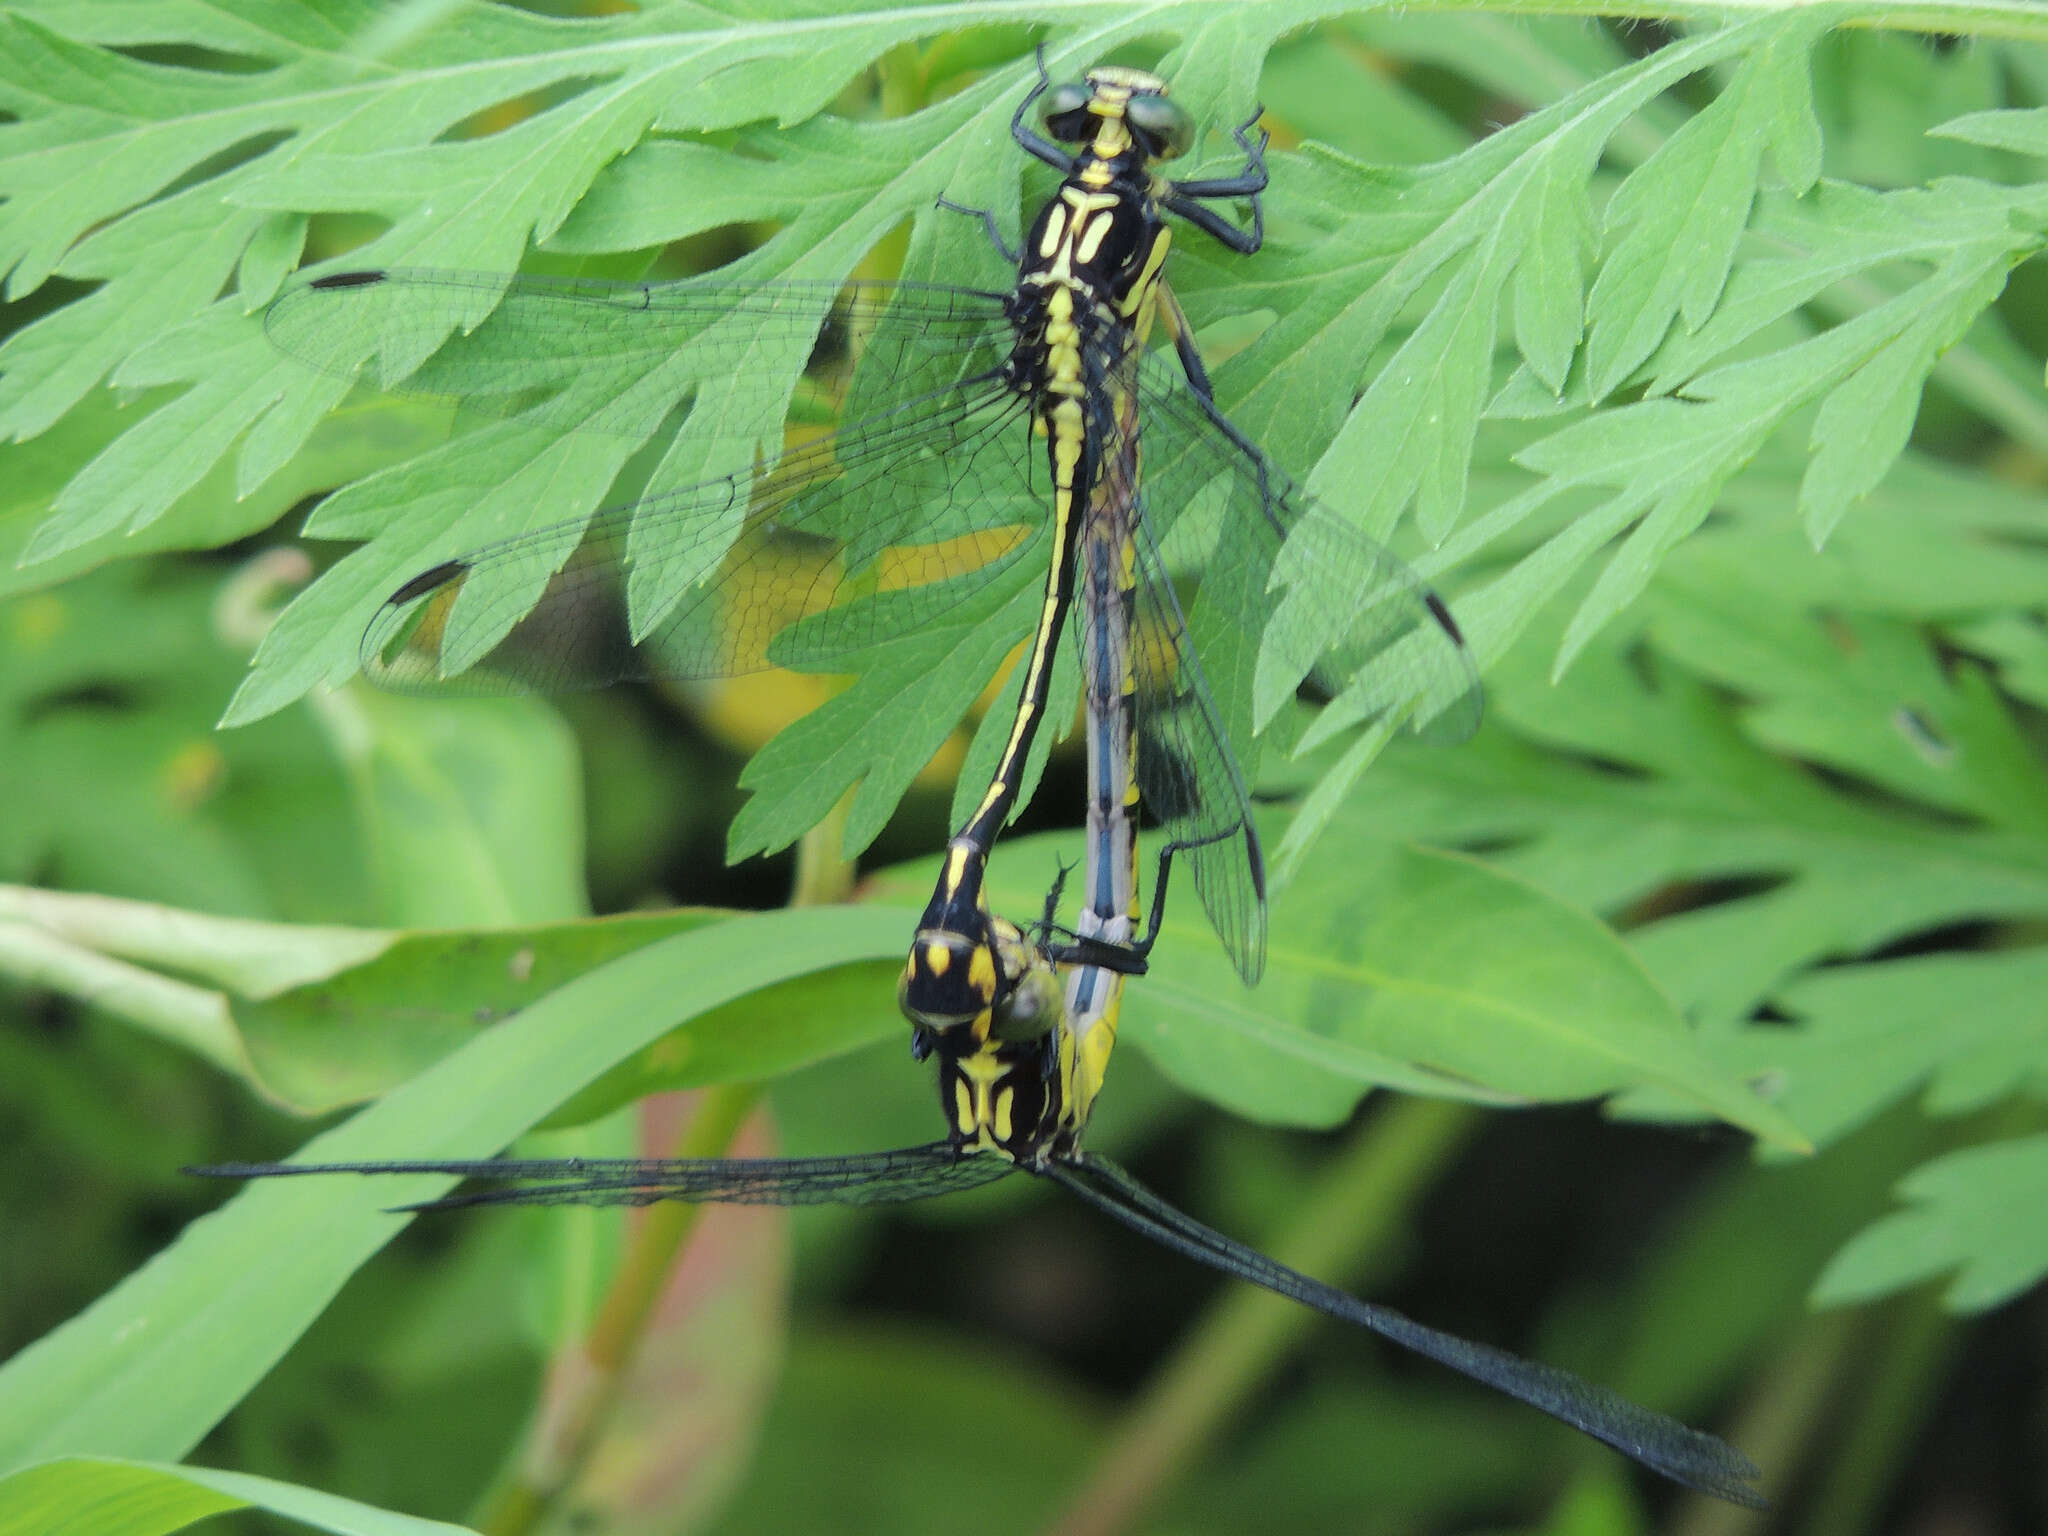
[1423, 589, 1465, 646]
[310, 270, 389, 290]
[389, 560, 468, 605]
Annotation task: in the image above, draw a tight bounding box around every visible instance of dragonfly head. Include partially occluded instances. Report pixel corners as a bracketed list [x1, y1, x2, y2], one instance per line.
[901, 842, 1068, 1052]
[1042, 66, 1192, 167]
[900, 909, 1061, 1048]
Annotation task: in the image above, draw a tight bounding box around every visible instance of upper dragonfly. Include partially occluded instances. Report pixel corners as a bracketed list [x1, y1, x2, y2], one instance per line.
[264, 56, 1483, 1033]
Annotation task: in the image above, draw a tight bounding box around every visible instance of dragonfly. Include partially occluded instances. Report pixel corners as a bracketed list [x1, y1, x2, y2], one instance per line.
[191, 879, 1763, 1509]
[262, 55, 1483, 1062]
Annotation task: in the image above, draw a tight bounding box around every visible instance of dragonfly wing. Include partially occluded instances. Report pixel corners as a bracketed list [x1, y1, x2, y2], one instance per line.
[1049, 1154, 1767, 1508]
[1132, 351, 1483, 746]
[267, 271, 1013, 441]
[189, 1143, 1016, 1211]
[360, 358, 1045, 692]
[1120, 480, 1267, 985]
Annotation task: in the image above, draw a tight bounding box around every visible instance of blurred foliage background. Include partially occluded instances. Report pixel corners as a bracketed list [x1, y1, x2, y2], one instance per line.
[2, 6, 2046, 1535]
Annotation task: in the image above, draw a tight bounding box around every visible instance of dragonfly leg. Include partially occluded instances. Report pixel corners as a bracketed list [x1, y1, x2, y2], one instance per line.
[1036, 854, 1078, 937]
[1039, 828, 1237, 977]
[936, 196, 1021, 265]
[1163, 108, 1269, 254]
[1155, 281, 1217, 403]
[1011, 44, 1076, 172]
[1181, 382, 1285, 533]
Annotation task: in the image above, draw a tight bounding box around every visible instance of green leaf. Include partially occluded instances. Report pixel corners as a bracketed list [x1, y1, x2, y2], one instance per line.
[1725, 950, 2048, 1164]
[1814, 1133, 2048, 1312]
[0, 905, 905, 1476]
[1307, 461, 2048, 1156]
[1511, 152, 1593, 397]
[319, 689, 586, 927]
[1931, 104, 2048, 155]
[730, 554, 1044, 862]
[0, 562, 364, 919]
[0, 1456, 478, 1536]
[0, 883, 926, 1118]
[13, 13, 2043, 874]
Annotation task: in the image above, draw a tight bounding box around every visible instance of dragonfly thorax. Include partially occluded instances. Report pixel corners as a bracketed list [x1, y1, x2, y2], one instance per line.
[1014, 133, 1172, 325]
[937, 1016, 1083, 1166]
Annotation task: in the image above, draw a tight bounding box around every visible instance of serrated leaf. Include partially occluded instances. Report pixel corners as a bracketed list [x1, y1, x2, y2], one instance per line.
[730, 553, 1043, 861]
[1309, 473, 2047, 1159]
[1511, 151, 1593, 396]
[13, 10, 2046, 923]
[1928, 104, 2048, 155]
[1800, 260, 2009, 544]
[1814, 1133, 2048, 1312]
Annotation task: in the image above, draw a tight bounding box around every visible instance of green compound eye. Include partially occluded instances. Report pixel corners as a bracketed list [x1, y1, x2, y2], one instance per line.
[1040, 82, 1093, 141]
[1125, 93, 1192, 160]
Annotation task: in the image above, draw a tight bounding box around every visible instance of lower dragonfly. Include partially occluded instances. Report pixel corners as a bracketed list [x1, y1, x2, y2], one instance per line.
[192, 878, 1764, 1509]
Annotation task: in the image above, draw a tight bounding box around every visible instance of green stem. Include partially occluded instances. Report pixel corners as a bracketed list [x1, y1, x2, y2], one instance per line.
[476, 790, 860, 1534]
[474, 1082, 761, 1536]
[1042, 1097, 1477, 1536]
[1670, 1305, 1861, 1536]
[791, 792, 857, 909]
[1797, 1293, 1958, 1536]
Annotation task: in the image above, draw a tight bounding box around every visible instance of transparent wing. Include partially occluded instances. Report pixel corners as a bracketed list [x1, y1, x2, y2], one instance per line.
[268, 270, 1052, 691]
[1122, 497, 1268, 983]
[1094, 348, 1483, 982]
[1132, 349, 1483, 745]
[1049, 1155, 1767, 1509]
[267, 269, 1014, 440]
[359, 372, 1042, 691]
[187, 1143, 1014, 1213]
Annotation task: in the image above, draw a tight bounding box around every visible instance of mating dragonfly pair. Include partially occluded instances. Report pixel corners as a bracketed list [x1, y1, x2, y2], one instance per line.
[201, 55, 1763, 1506]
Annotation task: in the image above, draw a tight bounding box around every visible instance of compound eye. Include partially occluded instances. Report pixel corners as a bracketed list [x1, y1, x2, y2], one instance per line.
[1125, 93, 1193, 160]
[1041, 81, 1093, 141]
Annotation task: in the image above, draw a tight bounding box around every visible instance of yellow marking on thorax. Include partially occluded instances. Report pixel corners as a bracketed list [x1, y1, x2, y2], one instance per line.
[1037, 201, 1068, 259]
[923, 940, 950, 978]
[1118, 226, 1172, 325]
[1089, 66, 1165, 92]
[1074, 211, 1114, 265]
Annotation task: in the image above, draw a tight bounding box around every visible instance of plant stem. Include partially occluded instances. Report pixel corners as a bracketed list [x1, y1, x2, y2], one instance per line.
[474, 1082, 761, 1536]
[476, 795, 859, 1534]
[1670, 1304, 1860, 1536]
[1042, 1096, 1477, 1536]
[1799, 1295, 1958, 1536]
[791, 790, 857, 908]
